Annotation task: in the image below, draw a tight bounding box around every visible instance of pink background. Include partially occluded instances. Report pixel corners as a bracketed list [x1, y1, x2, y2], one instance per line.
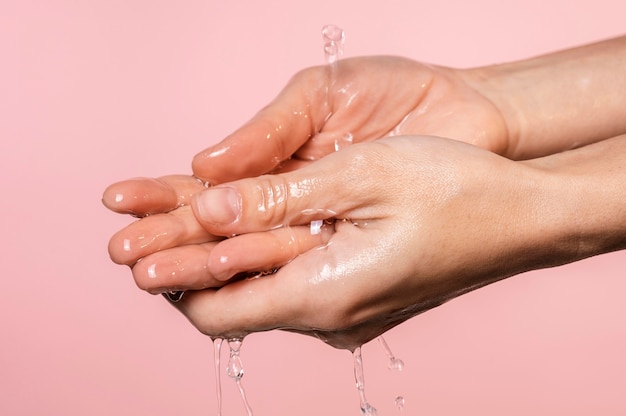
[2, 1, 625, 415]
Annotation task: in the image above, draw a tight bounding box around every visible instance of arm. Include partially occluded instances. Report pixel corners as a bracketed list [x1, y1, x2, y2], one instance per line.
[522, 133, 626, 258]
[189, 36, 626, 184]
[462, 35, 626, 160]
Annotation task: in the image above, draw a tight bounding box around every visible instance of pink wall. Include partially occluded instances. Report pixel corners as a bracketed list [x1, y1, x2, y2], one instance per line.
[2, 1, 624, 415]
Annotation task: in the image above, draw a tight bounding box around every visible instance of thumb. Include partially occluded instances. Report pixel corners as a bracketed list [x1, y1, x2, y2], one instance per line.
[192, 68, 328, 185]
[190, 149, 363, 236]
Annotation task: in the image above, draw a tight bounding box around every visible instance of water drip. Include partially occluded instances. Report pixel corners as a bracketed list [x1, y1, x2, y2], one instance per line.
[226, 338, 253, 416]
[353, 346, 379, 416]
[212, 338, 223, 416]
[378, 336, 405, 372]
[321, 24, 345, 65]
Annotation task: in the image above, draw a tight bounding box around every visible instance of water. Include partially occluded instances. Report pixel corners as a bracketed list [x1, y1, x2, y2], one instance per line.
[353, 346, 379, 416]
[321, 24, 355, 155]
[226, 338, 254, 416]
[200, 25, 410, 416]
[321, 24, 345, 65]
[212, 338, 223, 416]
[309, 219, 324, 235]
[334, 132, 354, 152]
[395, 396, 405, 412]
[211, 337, 408, 415]
[378, 336, 405, 372]
[378, 336, 407, 412]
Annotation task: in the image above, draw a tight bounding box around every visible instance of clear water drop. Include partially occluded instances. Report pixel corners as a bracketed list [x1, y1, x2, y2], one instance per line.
[227, 355, 244, 380]
[395, 395, 405, 412]
[310, 219, 323, 235]
[226, 339, 244, 381]
[378, 336, 405, 371]
[388, 357, 405, 372]
[226, 338, 253, 416]
[321, 24, 345, 65]
[334, 132, 353, 152]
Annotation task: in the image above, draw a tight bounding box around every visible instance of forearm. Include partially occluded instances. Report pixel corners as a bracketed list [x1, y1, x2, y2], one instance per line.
[525, 134, 626, 266]
[463, 36, 626, 160]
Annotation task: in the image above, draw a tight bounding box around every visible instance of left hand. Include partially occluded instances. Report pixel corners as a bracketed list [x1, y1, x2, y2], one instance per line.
[142, 136, 564, 350]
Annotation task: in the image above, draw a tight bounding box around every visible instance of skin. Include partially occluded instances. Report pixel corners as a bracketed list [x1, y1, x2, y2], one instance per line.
[104, 36, 626, 350]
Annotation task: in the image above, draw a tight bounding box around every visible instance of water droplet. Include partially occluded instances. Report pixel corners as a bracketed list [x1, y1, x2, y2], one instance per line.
[321, 24, 345, 64]
[310, 219, 323, 235]
[388, 358, 405, 372]
[226, 339, 244, 381]
[362, 403, 379, 416]
[334, 132, 353, 151]
[395, 395, 405, 412]
[226, 354, 244, 380]
[226, 338, 254, 415]
[147, 263, 157, 279]
[378, 336, 405, 371]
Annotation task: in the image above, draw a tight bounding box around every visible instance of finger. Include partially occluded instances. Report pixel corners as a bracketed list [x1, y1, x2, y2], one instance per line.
[132, 242, 226, 294]
[131, 223, 333, 293]
[171, 234, 371, 337]
[108, 205, 221, 266]
[190, 142, 381, 237]
[102, 175, 206, 216]
[207, 222, 334, 281]
[173, 251, 325, 336]
[191, 67, 329, 184]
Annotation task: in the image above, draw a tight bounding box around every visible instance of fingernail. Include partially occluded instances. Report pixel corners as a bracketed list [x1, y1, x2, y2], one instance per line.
[194, 187, 240, 224]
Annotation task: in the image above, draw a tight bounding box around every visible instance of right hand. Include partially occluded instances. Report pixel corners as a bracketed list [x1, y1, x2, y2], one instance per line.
[171, 136, 569, 349]
[191, 56, 511, 185]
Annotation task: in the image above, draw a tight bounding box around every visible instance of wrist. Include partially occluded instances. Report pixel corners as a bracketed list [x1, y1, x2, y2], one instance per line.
[522, 134, 626, 262]
[461, 36, 626, 160]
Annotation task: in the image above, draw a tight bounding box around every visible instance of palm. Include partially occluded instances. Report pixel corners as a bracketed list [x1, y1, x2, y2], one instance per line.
[192, 56, 509, 183]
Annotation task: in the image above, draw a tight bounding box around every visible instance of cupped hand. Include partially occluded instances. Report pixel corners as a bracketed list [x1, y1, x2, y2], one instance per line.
[103, 56, 510, 292]
[103, 175, 334, 294]
[191, 56, 511, 185]
[168, 136, 557, 349]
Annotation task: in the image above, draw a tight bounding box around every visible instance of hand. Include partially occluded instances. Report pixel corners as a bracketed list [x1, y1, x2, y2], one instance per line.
[104, 56, 512, 294]
[191, 56, 511, 185]
[105, 133, 626, 349]
[192, 36, 626, 185]
[103, 37, 626, 349]
[105, 35, 626, 283]
[167, 136, 572, 349]
[104, 175, 334, 294]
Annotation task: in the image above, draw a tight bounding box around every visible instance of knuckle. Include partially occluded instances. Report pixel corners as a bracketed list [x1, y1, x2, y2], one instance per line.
[250, 175, 290, 228]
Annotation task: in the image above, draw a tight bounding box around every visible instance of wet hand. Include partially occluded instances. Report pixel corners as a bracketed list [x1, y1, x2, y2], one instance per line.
[191, 56, 510, 185]
[103, 175, 334, 294]
[174, 136, 555, 349]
